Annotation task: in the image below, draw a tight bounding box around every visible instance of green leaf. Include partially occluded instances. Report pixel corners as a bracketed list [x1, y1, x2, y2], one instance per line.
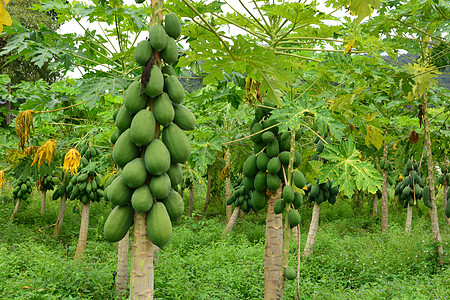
[349, 0, 381, 24]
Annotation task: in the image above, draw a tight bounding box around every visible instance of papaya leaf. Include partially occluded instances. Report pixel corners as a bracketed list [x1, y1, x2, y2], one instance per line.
[348, 0, 380, 24]
[318, 136, 382, 198]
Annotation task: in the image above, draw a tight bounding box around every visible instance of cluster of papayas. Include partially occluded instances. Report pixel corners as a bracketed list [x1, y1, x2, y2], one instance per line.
[105, 12, 193, 250]
[226, 177, 254, 213]
[394, 159, 427, 208]
[52, 173, 72, 200]
[65, 145, 105, 204]
[37, 175, 59, 192]
[12, 176, 33, 201]
[311, 132, 331, 161]
[244, 101, 305, 213]
[305, 179, 339, 205]
[378, 159, 394, 172]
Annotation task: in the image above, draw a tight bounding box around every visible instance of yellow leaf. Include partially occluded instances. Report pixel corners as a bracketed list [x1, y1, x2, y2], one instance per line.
[64, 148, 81, 175]
[31, 139, 57, 169]
[14, 110, 34, 150]
[0, 0, 13, 34]
[393, 142, 398, 150]
[0, 170, 5, 188]
[344, 38, 356, 54]
[365, 124, 383, 150]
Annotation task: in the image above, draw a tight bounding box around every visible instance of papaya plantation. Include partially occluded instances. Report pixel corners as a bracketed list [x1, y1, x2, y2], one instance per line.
[0, 0, 450, 299]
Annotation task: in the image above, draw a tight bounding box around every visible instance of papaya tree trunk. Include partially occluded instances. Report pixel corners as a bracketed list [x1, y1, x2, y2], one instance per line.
[116, 231, 129, 298]
[304, 202, 320, 257]
[202, 172, 211, 213]
[129, 213, 153, 300]
[188, 183, 194, 217]
[381, 143, 389, 231]
[222, 205, 240, 236]
[443, 157, 449, 225]
[41, 189, 47, 216]
[264, 187, 283, 300]
[353, 189, 359, 207]
[372, 194, 378, 217]
[9, 198, 21, 222]
[53, 193, 67, 239]
[405, 203, 413, 233]
[275, 204, 290, 300]
[74, 201, 91, 260]
[423, 96, 444, 262]
[225, 148, 232, 222]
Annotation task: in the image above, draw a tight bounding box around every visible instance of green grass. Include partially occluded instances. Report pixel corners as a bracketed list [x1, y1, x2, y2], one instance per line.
[0, 188, 449, 299]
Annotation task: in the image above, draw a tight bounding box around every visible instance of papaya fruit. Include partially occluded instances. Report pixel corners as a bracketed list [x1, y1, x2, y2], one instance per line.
[293, 171, 306, 189]
[256, 152, 269, 171]
[273, 199, 285, 214]
[251, 191, 266, 211]
[328, 194, 337, 205]
[124, 80, 148, 114]
[108, 175, 133, 206]
[266, 173, 281, 191]
[144, 65, 164, 98]
[310, 184, 320, 198]
[149, 24, 167, 52]
[263, 118, 278, 135]
[283, 185, 294, 203]
[253, 171, 267, 192]
[115, 105, 133, 132]
[250, 123, 263, 144]
[243, 154, 258, 178]
[243, 177, 254, 191]
[285, 266, 296, 280]
[422, 186, 431, 208]
[446, 199, 450, 219]
[253, 142, 265, 155]
[131, 185, 153, 213]
[122, 158, 148, 188]
[149, 173, 171, 199]
[261, 131, 275, 144]
[162, 124, 191, 164]
[173, 103, 196, 131]
[147, 202, 173, 249]
[134, 39, 153, 66]
[104, 205, 134, 242]
[288, 209, 300, 228]
[294, 150, 302, 168]
[161, 37, 178, 64]
[293, 191, 303, 209]
[130, 109, 156, 147]
[279, 151, 290, 165]
[279, 132, 291, 151]
[164, 12, 181, 40]
[402, 186, 411, 199]
[144, 139, 171, 176]
[153, 92, 174, 127]
[162, 65, 176, 77]
[162, 189, 184, 221]
[267, 157, 281, 174]
[266, 139, 279, 158]
[112, 129, 140, 167]
[164, 75, 185, 104]
[167, 163, 183, 188]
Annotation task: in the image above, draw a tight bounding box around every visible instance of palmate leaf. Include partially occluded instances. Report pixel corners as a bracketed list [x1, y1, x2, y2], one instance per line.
[318, 136, 382, 198]
[349, 0, 380, 24]
[271, 96, 345, 140]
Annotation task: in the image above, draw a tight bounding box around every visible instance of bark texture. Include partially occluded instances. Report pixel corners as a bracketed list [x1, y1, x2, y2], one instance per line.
[202, 172, 211, 212]
[41, 189, 47, 216]
[129, 213, 154, 300]
[225, 148, 232, 222]
[222, 206, 240, 236]
[264, 187, 283, 300]
[444, 157, 449, 225]
[9, 198, 21, 222]
[372, 194, 378, 217]
[405, 203, 413, 233]
[188, 184, 194, 217]
[275, 205, 290, 300]
[423, 97, 444, 262]
[304, 202, 320, 257]
[53, 193, 67, 239]
[74, 201, 91, 260]
[116, 231, 129, 298]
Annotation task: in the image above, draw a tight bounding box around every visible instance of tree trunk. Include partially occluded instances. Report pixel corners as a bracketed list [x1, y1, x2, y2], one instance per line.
[381, 144, 389, 231]
[264, 187, 283, 300]
[405, 203, 413, 233]
[423, 96, 444, 262]
[353, 189, 359, 207]
[275, 204, 290, 300]
[2, 185, 4, 204]
[225, 148, 232, 222]
[53, 193, 67, 239]
[304, 202, 320, 257]
[74, 201, 91, 260]
[9, 198, 21, 222]
[129, 213, 154, 300]
[116, 231, 129, 298]
[202, 172, 211, 213]
[372, 194, 378, 217]
[443, 157, 449, 225]
[41, 189, 47, 216]
[188, 183, 194, 217]
[222, 206, 240, 235]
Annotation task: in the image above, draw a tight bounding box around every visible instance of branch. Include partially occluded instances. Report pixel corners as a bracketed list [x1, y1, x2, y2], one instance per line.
[274, 51, 321, 62]
[396, 19, 450, 47]
[276, 47, 366, 53]
[35, 100, 90, 114]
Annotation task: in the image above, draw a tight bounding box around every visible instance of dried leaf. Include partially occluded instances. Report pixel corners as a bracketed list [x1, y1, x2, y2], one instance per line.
[31, 139, 57, 169]
[15, 110, 34, 150]
[0, 0, 12, 34]
[64, 148, 81, 175]
[0, 170, 6, 188]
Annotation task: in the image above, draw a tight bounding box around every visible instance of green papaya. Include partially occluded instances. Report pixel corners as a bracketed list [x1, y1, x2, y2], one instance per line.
[162, 124, 191, 164]
[266, 139, 279, 158]
[293, 171, 306, 189]
[243, 177, 254, 191]
[115, 105, 133, 132]
[273, 199, 285, 214]
[251, 191, 267, 211]
[253, 143, 265, 155]
[122, 158, 148, 188]
[164, 75, 185, 104]
[279, 151, 290, 165]
[144, 65, 164, 98]
[294, 150, 302, 168]
[124, 81, 148, 114]
[131, 185, 153, 213]
[446, 199, 450, 219]
[129, 109, 156, 147]
[173, 103, 196, 131]
[256, 152, 269, 171]
[162, 65, 176, 77]
[162, 189, 184, 221]
[283, 185, 295, 203]
[266, 173, 281, 191]
[104, 205, 134, 242]
[293, 191, 303, 209]
[254, 171, 267, 192]
[285, 266, 296, 280]
[164, 12, 181, 40]
[402, 186, 411, 199]
[167, 163, 183, 188]
[149, 24, 167, 52]
[263, 118, 278, 135]
[288, 209, 301, 228]
[261, 131, 275, 144]
[267, 157, 281, 175]
[134, 39, 153, 66]
[144, 139, 171, 176]
[161, 37, 178, 64]
[250, 123, 263, 144]
[153, 92, 174, 127]
[108, 175, 133, 206]
[112, 129, 140, 167]
[147, 202, 172, 249]
[422, 186, 432, 208]
[328, 194, 337, 205]
[406, 159, 412, 172]
[149, 173, 171, 199]
[243, 154, 258, 178]
[310, 184, 320, 198]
